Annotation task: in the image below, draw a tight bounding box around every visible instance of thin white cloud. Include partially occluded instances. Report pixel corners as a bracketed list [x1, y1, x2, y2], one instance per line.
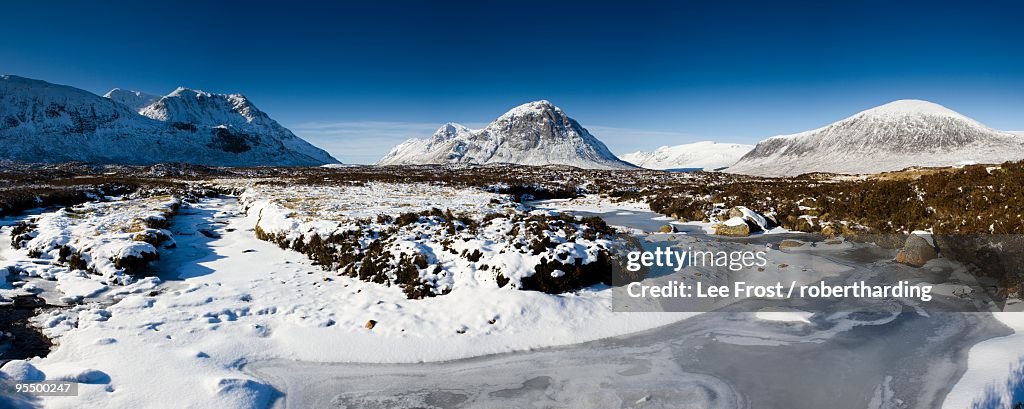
[289, 120, 736, 164]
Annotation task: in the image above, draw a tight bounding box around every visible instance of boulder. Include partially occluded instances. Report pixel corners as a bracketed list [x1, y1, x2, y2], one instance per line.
[895, 233, 938, 267]
[779, 240, 804, 249]
[364, 319, 377, 330]
[715, 217, 751, 237]
[724, 206, 772, 232]
[658, 224, 677, 233]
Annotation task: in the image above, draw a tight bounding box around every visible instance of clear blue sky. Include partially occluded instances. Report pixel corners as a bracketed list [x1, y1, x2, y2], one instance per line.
[3, 0, 1023, 163]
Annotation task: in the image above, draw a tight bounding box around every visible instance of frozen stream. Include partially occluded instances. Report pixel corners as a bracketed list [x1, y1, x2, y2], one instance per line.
[248, 207, 1010, 409]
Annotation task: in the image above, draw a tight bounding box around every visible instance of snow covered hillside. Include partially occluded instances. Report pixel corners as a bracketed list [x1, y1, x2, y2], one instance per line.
[621, 141, 753, 171]
[0, 75, 339, 166]
[102, 88, 158, 112]
[378, 100, 635, 169]
[726, 100, 1024, 177]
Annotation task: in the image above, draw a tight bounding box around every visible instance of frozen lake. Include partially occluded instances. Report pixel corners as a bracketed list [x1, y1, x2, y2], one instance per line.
[248, 206, 1011, 408]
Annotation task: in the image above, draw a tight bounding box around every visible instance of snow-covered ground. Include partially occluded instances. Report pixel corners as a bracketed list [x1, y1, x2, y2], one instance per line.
[8, 194, 180, 286]
[1, 196, 694, 408]
[1, 189, 1021, 408]
[239, 182, 621, 293]
[945, 311, 1024, 409]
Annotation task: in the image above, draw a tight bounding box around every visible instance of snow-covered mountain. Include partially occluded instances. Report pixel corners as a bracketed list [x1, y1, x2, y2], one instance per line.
[378, 100, 635, 169]
[0, 75, 339, 166]
[103, 88, 159, 112]
[620, 141, 753, 171]
[726, 100, 1024, 177]
[137, 87, 338, 164]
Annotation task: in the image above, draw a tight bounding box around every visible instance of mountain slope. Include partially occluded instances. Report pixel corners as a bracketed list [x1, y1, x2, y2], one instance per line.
[103, 88, 159, 112]
[378, 100, 635, 169]
[139, 87, 338, 164]
[0, 75, 338, 166]
[726, 100, 1024, 177]
[621, 141, 753, 171]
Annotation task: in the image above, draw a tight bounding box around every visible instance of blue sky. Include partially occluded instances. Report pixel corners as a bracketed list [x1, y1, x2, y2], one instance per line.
[3, 0, 1023, 163]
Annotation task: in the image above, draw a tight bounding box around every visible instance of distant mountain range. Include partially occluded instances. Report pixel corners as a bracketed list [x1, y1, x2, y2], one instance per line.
[4, 75, 1021, 174]
[620, 141, 753, 171]
[0, 75, 338, 166]
[726, 100, 1024, 177]
[378, 100, 635, 169]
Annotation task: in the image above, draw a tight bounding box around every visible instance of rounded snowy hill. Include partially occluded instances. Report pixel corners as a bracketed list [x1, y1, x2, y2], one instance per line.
[0, 75, 339, 166]
[378, 100, 636, 170]
[621, 141, 754, 171]
[102, 88, 159, 112]
[726, 100, 1024, 177]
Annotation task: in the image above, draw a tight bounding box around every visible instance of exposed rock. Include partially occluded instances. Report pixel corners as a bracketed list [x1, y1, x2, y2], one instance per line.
[364, 320, 377, 330]
[895, 233, 938, 267]
[658, 224, 677, 233]
[715, 218, 752, 237]
[724, 206, 774, 231]
[779, 240, 804, 249]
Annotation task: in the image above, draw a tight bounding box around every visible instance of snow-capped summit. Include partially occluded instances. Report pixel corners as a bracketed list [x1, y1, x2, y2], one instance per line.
[0, 75, 339, 166]
[433, 122, 475, 141]
[378, 100, 635, 169]
[103, 88, 160, 112]
[621, 141, 754, 171]
[860, 99, 969, 118]
[138, 87, 338, 164]
[141, 87, 264, 124]
[494, 99, 559, 120]
[726, 99, 1024, 177]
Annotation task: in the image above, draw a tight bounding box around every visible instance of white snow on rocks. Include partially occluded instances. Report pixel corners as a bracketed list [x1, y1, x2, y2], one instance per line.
[9, 195, 180, 284]
[240, 183, 613, 291]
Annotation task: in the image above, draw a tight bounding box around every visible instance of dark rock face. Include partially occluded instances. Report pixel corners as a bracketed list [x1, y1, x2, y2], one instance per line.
[210, 128, 255, 153]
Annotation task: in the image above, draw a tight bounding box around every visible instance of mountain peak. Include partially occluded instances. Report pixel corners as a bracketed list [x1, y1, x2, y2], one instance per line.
[498, 100, 562, 119]
[103, 88, 160, 112]
[728, 99, 1023, 176]
[862, 99, 964, 118]
[433, 122, 472, 139]
[168, 87, 213, 98]
[379, 101, 633, 169]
